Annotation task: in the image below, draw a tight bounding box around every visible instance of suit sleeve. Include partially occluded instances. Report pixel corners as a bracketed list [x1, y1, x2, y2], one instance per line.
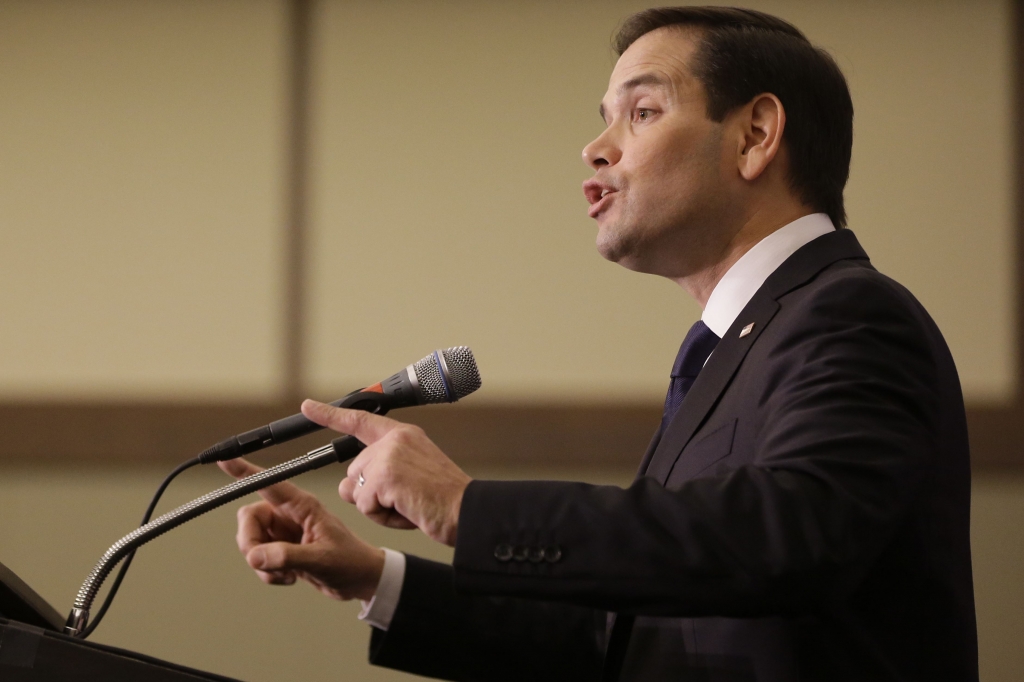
[369, 554, 605, 681]
[452, 274, 946, 618]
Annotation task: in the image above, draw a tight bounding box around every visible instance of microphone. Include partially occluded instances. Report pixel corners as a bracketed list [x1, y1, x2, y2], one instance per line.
[197, 346, 481, 464]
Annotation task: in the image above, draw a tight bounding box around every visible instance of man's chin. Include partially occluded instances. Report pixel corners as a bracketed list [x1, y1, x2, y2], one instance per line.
[595, 232, 644, 271]
[595, 232, 625, 263]
[597, 224, 673, 275]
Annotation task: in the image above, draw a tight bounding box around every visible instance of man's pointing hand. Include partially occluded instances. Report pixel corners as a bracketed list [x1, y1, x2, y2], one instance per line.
[301, 399, 472, 547]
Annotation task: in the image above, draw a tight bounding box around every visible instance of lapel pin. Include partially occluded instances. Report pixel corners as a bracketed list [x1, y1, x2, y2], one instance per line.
[739, 323, 755, 338]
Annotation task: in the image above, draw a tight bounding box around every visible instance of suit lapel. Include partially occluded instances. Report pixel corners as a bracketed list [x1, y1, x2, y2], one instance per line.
[643, 229, 871, 485]
[635, 428, 664, 479]
[644, 294, 779, 484]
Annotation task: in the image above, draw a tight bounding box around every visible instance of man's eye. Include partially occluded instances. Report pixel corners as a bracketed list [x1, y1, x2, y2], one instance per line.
[635, 109, 653, 121]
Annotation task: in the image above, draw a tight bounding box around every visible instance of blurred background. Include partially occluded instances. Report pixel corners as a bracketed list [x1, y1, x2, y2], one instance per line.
[0, 0, 1020, 680]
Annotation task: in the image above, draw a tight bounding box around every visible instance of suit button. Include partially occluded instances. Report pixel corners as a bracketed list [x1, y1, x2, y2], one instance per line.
[512, 545, 529, 562]
[543, 545, 562, 563]
[527, 546, 545, 563]
[494, 544, 513, 562]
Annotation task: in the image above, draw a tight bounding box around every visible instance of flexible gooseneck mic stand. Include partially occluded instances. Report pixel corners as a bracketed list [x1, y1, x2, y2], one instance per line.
[64, 346, 482, 639]
[64, 436, 365, 637]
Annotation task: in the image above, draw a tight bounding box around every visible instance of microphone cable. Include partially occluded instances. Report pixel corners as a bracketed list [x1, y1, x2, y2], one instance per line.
[78, 455, 201, 639]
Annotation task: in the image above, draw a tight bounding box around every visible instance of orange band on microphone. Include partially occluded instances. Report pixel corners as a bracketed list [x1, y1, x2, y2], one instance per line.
[363, 382, 384, 394]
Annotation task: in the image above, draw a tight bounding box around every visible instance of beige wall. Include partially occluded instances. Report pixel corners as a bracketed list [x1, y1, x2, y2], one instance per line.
[0, 0, 288, 400]
[0, 0, 1014, 403]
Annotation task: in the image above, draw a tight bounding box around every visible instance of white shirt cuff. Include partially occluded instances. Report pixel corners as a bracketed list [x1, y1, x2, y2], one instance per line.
[357, 548, 405, 631]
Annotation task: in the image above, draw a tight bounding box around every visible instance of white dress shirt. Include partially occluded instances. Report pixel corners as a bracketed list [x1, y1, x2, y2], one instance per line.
[701, 213, 835, 337]
[360, 212, 836, 631]
[359, 548, 406, 629]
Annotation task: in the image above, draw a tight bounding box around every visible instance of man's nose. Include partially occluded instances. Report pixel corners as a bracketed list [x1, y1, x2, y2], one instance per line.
[582, 128, 621, 169]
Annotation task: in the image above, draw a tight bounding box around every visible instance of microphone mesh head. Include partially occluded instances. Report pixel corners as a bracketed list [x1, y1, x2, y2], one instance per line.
[412, 356, 447, 403]
[441, 346, 482, 400]
[412, 346, 482, 403]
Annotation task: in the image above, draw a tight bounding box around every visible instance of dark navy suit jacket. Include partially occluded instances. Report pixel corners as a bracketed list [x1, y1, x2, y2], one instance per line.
[368, 230, 979, 681]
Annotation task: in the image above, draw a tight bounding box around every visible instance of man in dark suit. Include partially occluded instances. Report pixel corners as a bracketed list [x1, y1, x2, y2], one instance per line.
[221, 7, 978, 681]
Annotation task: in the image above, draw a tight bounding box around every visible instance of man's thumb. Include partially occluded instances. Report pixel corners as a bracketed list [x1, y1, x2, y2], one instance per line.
[247, 542, 316, 572]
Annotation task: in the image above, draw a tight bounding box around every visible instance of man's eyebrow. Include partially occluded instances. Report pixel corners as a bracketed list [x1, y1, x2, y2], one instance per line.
[599, 73, 671, 121]
[617, 73, 671, 94]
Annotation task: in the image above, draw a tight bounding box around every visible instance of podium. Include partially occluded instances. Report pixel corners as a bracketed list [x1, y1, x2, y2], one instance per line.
[0, 618, 243, 681]
[1, 560, 242, 682]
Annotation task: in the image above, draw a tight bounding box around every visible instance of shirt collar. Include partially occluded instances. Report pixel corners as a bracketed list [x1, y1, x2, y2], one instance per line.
[702, 213, 836, 338]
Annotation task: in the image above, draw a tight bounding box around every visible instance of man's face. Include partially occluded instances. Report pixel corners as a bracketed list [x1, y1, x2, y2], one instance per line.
[582, 28, 732, 277]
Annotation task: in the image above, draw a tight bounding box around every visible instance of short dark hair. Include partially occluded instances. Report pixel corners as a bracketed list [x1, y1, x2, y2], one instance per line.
[615, 7, 853, 228]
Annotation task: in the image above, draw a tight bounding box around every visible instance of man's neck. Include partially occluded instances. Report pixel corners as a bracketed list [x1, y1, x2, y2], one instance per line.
[674, 206, 816, 308]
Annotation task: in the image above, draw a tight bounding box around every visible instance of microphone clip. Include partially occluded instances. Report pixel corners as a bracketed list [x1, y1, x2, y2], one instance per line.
[197, 391, 390, 464]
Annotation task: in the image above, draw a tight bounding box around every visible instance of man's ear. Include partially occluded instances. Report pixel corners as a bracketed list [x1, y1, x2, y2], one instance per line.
[735, 93, 785, 181]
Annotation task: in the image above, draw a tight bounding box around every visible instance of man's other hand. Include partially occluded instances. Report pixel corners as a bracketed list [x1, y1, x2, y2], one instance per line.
[301, 399, 472, 547]
[218, 458, 385, 602]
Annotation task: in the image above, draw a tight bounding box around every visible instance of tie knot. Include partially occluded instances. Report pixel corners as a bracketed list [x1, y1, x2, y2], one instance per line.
[671, 320, 720, 378]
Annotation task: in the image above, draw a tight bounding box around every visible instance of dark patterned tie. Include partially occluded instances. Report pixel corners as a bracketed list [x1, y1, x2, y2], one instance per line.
[603, 319, 721, 682]
[660, 319, 721, 433]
